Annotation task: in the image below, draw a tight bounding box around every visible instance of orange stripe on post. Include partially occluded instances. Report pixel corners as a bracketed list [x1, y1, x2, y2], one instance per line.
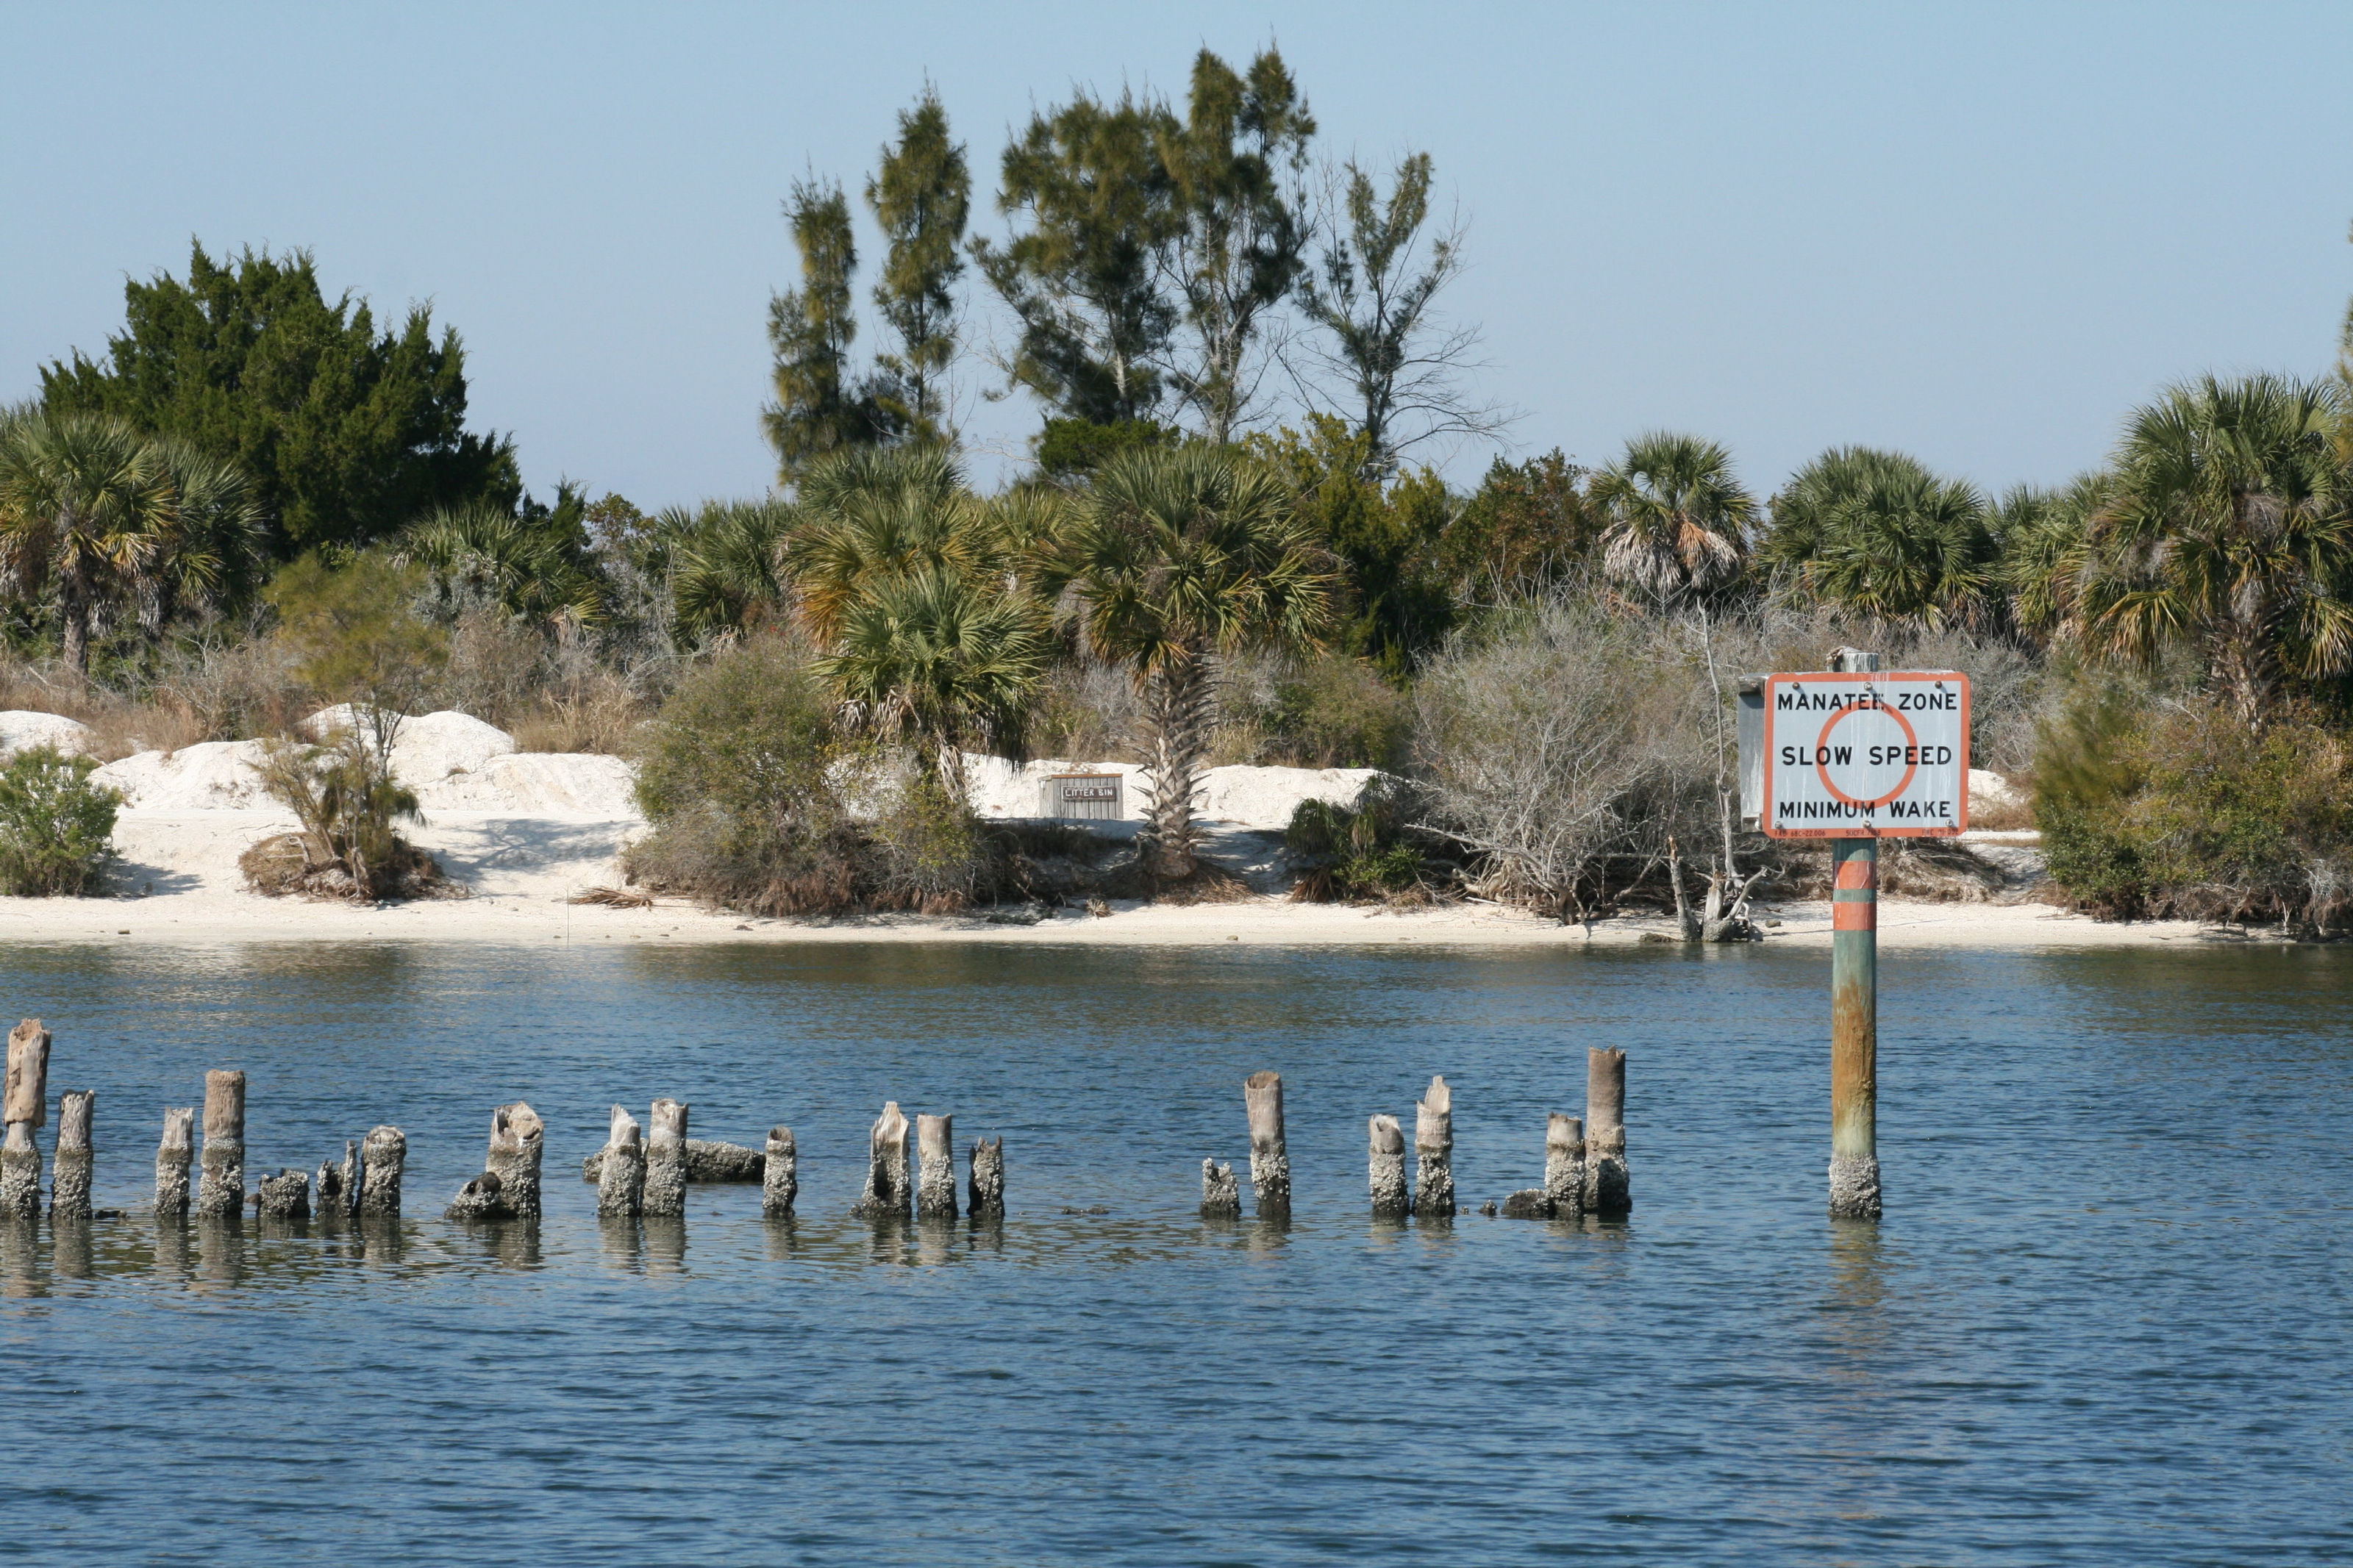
[1832, 899, 1877, 931]
[1835, 856, 1877, 891]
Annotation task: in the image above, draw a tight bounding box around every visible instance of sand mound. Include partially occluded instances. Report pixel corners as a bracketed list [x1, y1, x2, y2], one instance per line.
[0, 712, 95, 763]
[412, 753, 638, 815]
[93, 740, 278, 809]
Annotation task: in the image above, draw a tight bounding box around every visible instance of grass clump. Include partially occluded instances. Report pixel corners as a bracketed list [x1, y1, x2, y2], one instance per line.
[0, 745, 121, 896]
[243, 728, 456, 901]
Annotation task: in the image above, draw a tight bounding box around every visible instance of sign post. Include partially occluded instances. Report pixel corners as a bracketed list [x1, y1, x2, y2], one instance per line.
[1744, 648, 1971, 1220]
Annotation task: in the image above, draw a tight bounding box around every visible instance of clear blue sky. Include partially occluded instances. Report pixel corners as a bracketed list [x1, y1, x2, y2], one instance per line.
[7, 1, 2351, 512]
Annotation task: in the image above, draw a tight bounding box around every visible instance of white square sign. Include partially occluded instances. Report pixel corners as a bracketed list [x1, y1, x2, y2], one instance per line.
[1761, 672, 1971, 839]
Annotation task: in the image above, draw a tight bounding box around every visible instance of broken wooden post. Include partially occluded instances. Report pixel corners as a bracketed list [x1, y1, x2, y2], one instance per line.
[1585, 1048, 1629, 1217]
[1368, 1114, 1409, 1217]
[1199, 1158, 1241, 1217]
[967, 1136, 1004, 1219]
[762, 1127, 796, 1218]
[357, 1125, 404, 1218]
[157, 1107, 194, 1218]
[1244, 1071, 1289, 1216]
[596, 1106, 644, 1217]
[196, 1070, 246, 1220]
[51, 1090, 93, 1220]
[316, 1139, 357, 1217]
[1546, 1114, 1585, 1217]
[643, 1098, 688, 1217]
[488, 1103, 543, 1222]
[1, 1020, 51, 1219]
[915, 1113, 957, 1218]
[852, 1101, 911, 1219]
[257, 1170, 310, 1220]
[1413, 1076, 1454, 1217]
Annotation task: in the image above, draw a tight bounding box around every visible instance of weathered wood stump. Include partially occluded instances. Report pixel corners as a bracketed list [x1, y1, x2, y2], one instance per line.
[596, 1106, 645, 1218]
[487, 1102, 543, 1222]
[967, 1136, 1004, 1219]
[358, 1125, 405, 1218]
[763, 1127, 796, 1218]
[1, 1020, 51, 1219]
[1413, 1075, 1454, 1217]
[1546, 1113, 1585, 1217]
[580, 1139, 765, 1184]
[1584, 1048, 1629, 1217]
[1199, 1158, 1241, 1217]
[852, 1101, 911, 1219]
[443, 1170, 507, 1222]
[157, 1107, 195, 1218]
[1244, 1071, 1290, 1216]
[256, 1169, 310, 1220]
[316, 1139, 357, 1217]
[1368, 1113, 1409, 1217]
[643, 1098, 688, 1217]
[915, 1113, 957, 1219]
[51, 1089, 93, 1220]
[196, 1070, 246, 1220]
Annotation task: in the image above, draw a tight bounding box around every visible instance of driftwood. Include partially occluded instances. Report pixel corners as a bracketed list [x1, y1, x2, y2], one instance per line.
[1199, 1158, 1241, 1217]
[1368, 1114, 1409, 1217]
[853, 1102, 912, 1219]
[643, 1098, 688, 1218]
[580, 1139, 764, 1184]
[51, 1089, 93, 1220]
[1244, 1071, 1290, 1216]
[1584, 1049, 1629, 1217]
[1413, 1076, 1454, 1217]
[763, 1127, 796, 1218]
[196, 1070, 246, 1220]
[256, 1169, 310, 1220]
[915, 1114, 957, 1218]
[967, 1136, 1004, 1218]
[1, 1020, 51, 1219]
[596, 1106, 645, 1218]
[358, 1125, 405, 1218]
[157, 1107, 194, 1219]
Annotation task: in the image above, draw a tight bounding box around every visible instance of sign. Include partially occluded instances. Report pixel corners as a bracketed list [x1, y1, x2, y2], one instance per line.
[1040, 773, 1125, 820]
[1757, 671, 1971, 839]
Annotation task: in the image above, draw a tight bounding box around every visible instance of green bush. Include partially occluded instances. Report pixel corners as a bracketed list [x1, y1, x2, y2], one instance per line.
[0, 745, 121, 896]
[1263, 653, 1413, 769]
[1285, 779, 1438, 902]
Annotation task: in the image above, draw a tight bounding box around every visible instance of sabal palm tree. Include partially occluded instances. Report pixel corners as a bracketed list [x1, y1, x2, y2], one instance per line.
[1765, 447, 1991, 629]
[0, 412, 259, 672]
[664, 499, 796, 642]
[1992, 473, 2108, 645]
[1588, 433, 1755, 606]
[401, 500, 607, 625]
[790, 455, 997, 642]
[1069, 445, 1332, 880]
[2074, 373, 2353, 723]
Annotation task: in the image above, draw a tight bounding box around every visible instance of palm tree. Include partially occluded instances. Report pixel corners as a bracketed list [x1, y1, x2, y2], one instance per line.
[1588, 433, 1755, 606]
[663, 499, 796, 642]
[1991, 473, 2108, 645]
[0, 412, 259, 673]
[2074, 374, 2353, 723]
[401, 498, 607, 625]
[788, 447, 996, 642]
[1763, 447, 1991, 629]
[1068, 445, 1332, 880]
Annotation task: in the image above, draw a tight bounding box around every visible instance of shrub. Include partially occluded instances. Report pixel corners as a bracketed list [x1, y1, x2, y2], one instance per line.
[0, 745, 121, 896]
[246, 729, 452, 901]
[1285, 779, 1438, 901]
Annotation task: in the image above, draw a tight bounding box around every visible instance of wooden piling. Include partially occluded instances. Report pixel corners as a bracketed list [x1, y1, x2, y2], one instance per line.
[596, 1106, 645, 1217]
[643, 1098, 688, 1217]
[762, 1127, 797, 1218]
[51, 1090, 93, 1219]
[256, 1169, 310, 1220]
[1199, 1158, 1241, 1217]
[1, 1020, 51, 1219]
[357, 1125, 405, 1218]
[1584, 1048, 1629, 1217]
[967, 1136, 1004, 1219]
[915, 1113, 957, 1218]
[1545, 1113, 1585, 1217]
[1244, 1071, 1290, 1216]
[157, 1107, 194, 1218]
[1413, 1076, 1454, 1217]
[1829, 837, 1883, 1220]
[853, 1101, 911, 1219]
[487, 1102, 544, 1222]
[196, 1070, 246, 1220]
[1368, 1114, 1409, 1217]
[316, 1139, 357, 1217]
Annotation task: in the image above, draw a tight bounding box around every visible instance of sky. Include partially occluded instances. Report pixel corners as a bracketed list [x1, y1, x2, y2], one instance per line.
[7, 2, 2352, 512]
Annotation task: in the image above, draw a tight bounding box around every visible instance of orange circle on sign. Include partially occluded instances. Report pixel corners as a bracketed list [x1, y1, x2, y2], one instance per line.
[1815, 696, 1919, 810]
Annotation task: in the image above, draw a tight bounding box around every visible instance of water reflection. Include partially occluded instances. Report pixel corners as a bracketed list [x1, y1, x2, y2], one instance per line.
[0, 1216, 39, 1296]
[643, 1216, 687, 1274]
[52, 1215, 91, 1280]
[195, 1217, 243, 1289]
[598, 1216, 642, 1273]
[152, 1217, 188, 1281]
[760, 1216, 799, 1261]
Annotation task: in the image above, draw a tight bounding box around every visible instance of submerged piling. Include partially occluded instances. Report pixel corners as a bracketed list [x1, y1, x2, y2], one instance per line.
[763, 1127, 797, 1218]
[51, 1091, 93, 1219]
[1546, 1114, 1585, 1217]
[853, 1102, 911, 1219]
[1199, 1158, 1241, 1217]
[1413, 1076, 1454, 1217]
[256, 1169, 310, 1220]
[915, 1114, 957, 1219]
[1244, 1072, 1290, 1217]
[1, 1020, 51, 1219]
[157, 1107, 194, 1218]
[596, 1106, 645, 1218]
[643, 1098, 688, 1218]
[196, 1070, 246, 1220]
[316, 1139, 358, 1217]
[1585, 1049, 1629, 1218]
[967, 1136, 1004, 1219]
[358, 1125, 405, 1218]
[1368, 1114, 1409, 1217]
[486, 1102, 544, 1222]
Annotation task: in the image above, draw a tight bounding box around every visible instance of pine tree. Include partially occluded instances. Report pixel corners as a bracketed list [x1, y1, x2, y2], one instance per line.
[765, 178, 893, 484]
[866, 91, 970, 447]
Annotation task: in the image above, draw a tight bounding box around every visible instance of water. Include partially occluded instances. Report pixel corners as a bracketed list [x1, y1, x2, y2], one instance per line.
[0, 937, 2347, 1566]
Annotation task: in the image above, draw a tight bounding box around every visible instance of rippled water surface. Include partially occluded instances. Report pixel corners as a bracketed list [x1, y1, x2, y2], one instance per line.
[0, 937, 2347, 1565]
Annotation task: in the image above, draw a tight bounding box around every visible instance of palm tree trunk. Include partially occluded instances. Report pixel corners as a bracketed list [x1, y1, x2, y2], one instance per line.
[1139, 654, 1213, 881]
[59, 601, 90, 676]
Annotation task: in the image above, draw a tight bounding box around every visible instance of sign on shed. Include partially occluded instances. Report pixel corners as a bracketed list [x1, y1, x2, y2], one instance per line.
[1749, 671, 1971, 838]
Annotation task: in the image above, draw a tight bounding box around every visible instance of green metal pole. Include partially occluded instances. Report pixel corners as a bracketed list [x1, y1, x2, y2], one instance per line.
[1829, 837, 1882, 1219]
